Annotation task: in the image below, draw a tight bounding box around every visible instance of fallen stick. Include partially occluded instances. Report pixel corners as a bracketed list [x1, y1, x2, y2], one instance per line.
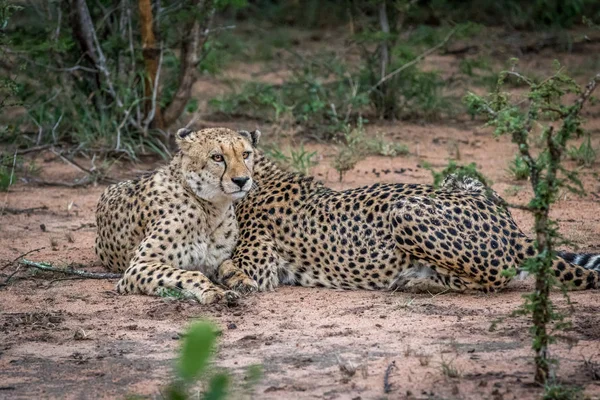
[20, 259, 122, 279]
[383, 360, 396, 394]
[1, 206, 49, 215]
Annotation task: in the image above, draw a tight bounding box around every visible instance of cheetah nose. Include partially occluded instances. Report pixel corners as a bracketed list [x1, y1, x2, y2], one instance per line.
[232, 176, 249, 189]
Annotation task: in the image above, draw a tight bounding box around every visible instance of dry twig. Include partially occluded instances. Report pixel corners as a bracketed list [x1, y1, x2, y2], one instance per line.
[1, 206, 49, 215]
[383, 360, 396, 393]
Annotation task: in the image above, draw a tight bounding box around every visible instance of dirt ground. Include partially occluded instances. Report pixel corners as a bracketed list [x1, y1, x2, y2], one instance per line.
[2, 34, 600, 399]
[2, 121, 600, 399]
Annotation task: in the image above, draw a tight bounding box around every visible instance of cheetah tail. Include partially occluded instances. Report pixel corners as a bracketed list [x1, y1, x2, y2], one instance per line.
[553, 251, 600, 290]
[557, 251, 600, 271]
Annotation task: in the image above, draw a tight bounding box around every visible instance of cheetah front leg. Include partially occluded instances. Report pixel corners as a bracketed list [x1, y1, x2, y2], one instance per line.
[116, 238, 240, 305]
[217, 259, 258, 294]
[230, 236, 284, 291]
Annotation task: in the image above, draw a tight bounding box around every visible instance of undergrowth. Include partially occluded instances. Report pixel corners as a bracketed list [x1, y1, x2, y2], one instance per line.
[465, 60, 600, 387]
[262, 144, 318, 175]
[160, 321, 261, 400]
[331, 118, 409, 182]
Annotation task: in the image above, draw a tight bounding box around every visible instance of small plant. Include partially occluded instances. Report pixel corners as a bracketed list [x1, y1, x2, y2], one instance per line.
[288, 146, 319, 175]
[504, 185, 524, 197]
[568, 134, 596, 167]
[542, 383, 583, 400]
[365, 133, 410, 157]
[465, 61, 600, 384]
[508, 154, 530, 180]
[332, 121, 366, 182]
[263, 145, 318, 175]
[165, 320, 262, 400]
[332, 119, 409, 182]
[422, 160, 491, 189]
[440, 357, 461, 379]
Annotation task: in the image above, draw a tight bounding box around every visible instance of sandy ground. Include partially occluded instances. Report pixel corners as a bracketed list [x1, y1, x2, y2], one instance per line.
[1, 120, 600, 400]
[2, 30, 600, 400]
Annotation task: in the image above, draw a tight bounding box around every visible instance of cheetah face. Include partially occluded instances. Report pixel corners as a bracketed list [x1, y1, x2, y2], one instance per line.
[176, 127, 260, 202]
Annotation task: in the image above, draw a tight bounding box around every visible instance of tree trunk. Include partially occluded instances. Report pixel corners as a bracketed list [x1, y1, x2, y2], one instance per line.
[69, 0, 102, 94]
[138, 0, 164, 129]
[532, 209, 551, 384]
[69, 0, 121, 107]
[162, 0, 215, 127]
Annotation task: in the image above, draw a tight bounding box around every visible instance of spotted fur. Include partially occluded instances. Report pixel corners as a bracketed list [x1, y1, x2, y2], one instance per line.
[231, 130, 600, 293]
[95, 127, 259, 304]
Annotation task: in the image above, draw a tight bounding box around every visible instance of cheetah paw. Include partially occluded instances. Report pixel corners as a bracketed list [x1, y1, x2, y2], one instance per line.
[229, 276, 258, 294]
[223, 290, 241, 306]
[200, 289, 240, 306]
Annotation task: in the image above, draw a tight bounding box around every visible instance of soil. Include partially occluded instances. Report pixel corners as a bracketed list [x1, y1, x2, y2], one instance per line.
[2, 31, 600, 400]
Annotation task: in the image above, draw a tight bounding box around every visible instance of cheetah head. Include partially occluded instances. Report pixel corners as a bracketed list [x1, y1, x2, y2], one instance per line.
[176, 127, 260, 202]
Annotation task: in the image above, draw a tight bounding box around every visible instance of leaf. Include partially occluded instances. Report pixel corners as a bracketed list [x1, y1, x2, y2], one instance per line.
[202, 373, 230, 400]
[245, 364, 263, 388]
[178, 321, 217, 382]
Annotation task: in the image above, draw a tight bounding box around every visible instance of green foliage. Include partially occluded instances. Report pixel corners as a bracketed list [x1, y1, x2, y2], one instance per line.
[422, 160, 491, 189]
[331, 118, 409, 182]
[165, 320, 262, 400]
[210, 20, 461, 137]
[210, 55, 372, 138]
[0, 0, 22, 113]
[262, 144, 318, 175]
[439, 358, 461, 378]
[332, 122, 369, 183]
[178, 322, 217, 382]
[508, 154, 530, 180]
[542, 384, 583, 400]
[408, 0, 599, 29]
[0, 153, 17, 191]
[568, 134, 596, 167]
[465, 60, 598, 384]
[1, 1, 246, 159]
[459, 57, 491, 77]
[365, 133, 410, 157]
[353, 7, 459, 120]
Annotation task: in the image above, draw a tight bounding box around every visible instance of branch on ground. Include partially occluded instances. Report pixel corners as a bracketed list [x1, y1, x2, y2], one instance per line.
[20, 259, 122, 279]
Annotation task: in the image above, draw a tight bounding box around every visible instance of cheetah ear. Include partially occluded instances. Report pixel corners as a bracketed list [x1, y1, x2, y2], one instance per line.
[176, 128, 193, 141]
[238, 129, 261, 147]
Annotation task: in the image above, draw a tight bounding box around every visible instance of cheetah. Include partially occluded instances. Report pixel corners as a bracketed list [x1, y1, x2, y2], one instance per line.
[231, 129, 600, 293]
[95, 127, 259, 304]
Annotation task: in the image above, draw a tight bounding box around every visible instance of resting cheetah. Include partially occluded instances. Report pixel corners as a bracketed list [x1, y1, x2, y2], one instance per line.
[95, 127, 258, 304]
[232, 130, 600, 293]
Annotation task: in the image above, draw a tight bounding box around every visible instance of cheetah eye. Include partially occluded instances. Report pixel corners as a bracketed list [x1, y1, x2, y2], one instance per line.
[211, 154, 224, 162]
[242, 151, 251, 160]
